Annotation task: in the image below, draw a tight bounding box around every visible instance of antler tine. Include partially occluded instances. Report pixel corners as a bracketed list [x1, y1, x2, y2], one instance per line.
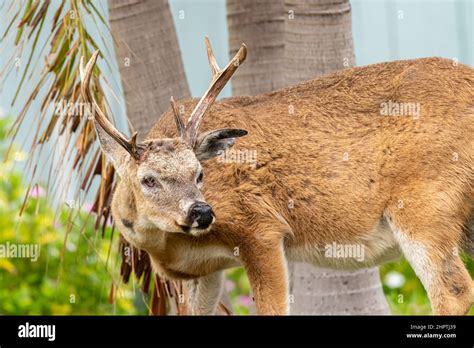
[205, 36, 220, 80]
[80, 50, 144, 161]
[185, 37, 247, 147]
[170, 96, 185, 138]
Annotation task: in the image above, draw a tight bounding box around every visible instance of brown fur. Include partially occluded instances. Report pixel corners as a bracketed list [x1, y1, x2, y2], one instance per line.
[110, 57, 474, 315]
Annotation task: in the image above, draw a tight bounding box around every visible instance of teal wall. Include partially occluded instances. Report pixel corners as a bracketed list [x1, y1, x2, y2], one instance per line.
[0, 0, 473, 140]
[169, 0, 230, 98]
[351, 0, 473, 66]
[169, 0, 473, 98]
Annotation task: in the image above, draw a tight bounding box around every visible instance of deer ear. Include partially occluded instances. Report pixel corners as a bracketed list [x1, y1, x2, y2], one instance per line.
[193, 128, 248, 161]
[93, 121, 130, 177]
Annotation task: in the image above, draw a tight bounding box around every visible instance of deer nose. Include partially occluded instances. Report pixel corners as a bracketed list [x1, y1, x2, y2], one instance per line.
[189, 202, 214, 229]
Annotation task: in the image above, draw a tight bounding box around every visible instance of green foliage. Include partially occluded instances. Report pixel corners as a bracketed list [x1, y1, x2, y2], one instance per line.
[226, 267, 251, 315]
[380, 255, 474, 315]
[0, 117, 148, 315]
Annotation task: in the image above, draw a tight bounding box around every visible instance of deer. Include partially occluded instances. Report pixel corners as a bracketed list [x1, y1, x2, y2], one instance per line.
[80, 37, 474, 316]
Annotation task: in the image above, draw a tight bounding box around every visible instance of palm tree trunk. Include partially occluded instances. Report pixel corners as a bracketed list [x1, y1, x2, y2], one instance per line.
[227, 0, 287, 95]
[108, 0, 234, 315]
[227, 0, 390, 315]
[108, 0, 190, 314]
[283, 0, 355, 83]
[108, 0, 190, 138]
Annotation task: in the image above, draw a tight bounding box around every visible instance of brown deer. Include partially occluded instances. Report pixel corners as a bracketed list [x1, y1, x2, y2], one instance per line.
[80, 37, 474, 315]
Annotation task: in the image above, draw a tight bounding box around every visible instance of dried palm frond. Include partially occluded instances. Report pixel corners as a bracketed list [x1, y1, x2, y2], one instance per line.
[1, 0, 172, 315]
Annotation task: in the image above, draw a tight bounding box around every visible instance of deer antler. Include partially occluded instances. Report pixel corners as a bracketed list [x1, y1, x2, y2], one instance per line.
[170, 96, 186, 138]
[171, 36, 247, 147]
[80, 50, 145, 161]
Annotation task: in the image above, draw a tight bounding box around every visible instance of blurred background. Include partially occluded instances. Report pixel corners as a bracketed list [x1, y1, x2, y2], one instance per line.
[0, 0, 473, 315]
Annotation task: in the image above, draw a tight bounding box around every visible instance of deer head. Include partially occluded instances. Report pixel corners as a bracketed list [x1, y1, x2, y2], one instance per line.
[80, 37, 247, 236]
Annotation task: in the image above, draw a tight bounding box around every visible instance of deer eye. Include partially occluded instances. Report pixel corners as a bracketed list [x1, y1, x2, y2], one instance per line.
[196, 170, 204, 184]
[141, 176, 158, 188]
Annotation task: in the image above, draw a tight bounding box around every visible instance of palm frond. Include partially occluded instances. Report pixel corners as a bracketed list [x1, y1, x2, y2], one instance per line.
[1, 0, 173, 315]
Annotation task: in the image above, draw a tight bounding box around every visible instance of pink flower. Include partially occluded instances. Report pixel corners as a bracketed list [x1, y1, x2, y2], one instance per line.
[83, 203, 113, 227]
[83, 202, 94, 213]
[237, 295, 252, 307]
[29, 186, 45, 198]
[106, 216, 113, 227]
[225, 280, 235, 292]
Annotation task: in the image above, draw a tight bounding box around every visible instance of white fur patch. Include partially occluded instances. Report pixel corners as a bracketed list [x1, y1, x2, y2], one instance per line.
[286, 217, 400, 269]
[179, 199, 195, 215]
[170, 244, 236, 273]
[384, 211, 434, 291]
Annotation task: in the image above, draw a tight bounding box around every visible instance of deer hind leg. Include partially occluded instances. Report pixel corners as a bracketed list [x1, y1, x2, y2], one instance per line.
[385, 202, 473, 315]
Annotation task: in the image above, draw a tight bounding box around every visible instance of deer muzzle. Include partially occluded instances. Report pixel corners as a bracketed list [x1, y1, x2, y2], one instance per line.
[188, 202, 214, 230]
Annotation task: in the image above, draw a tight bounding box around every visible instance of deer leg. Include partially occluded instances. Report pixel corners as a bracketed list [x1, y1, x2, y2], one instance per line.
[240, 240, 289, 315]
[183, 271, 224, 315]
[385, 209, 473, 315]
